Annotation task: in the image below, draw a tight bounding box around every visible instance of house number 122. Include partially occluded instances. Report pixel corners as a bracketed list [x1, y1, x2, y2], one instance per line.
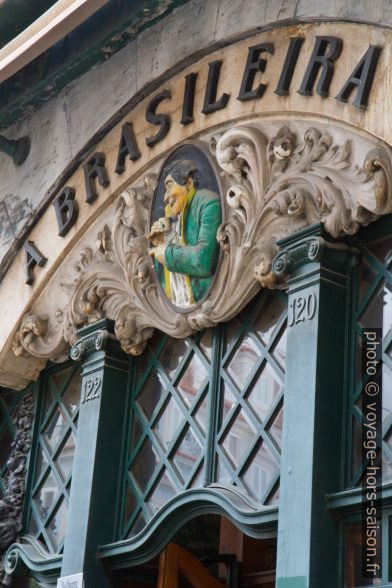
[81, 376, 101, 403]
[288, 293, 317, 327]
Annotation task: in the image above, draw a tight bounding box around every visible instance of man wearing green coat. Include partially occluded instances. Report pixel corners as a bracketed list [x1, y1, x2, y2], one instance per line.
[149, 159, 222, 307]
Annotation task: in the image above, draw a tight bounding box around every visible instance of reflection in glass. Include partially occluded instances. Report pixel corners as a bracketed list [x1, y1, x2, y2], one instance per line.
[34, 470, 59, 517]
[147, 470, 177, 513]
[173, 428, 202, 481]
[178, 353, 208, 407]
[345, 522, 382, 587]
[44, 408, 68, 452]
[241, 441, 279, 502]
[154, 398, 184, 449]
[48, 499, 68, 550]
[247, 363, 282, 423]
[221, 409, 257, 469]
[56, 432, 76, 481]
[227, 335, 259, 389]
[130, 438, 161, 495]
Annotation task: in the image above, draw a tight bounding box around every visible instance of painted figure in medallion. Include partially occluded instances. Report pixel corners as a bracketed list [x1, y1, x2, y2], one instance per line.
[149, 148, 222, 308]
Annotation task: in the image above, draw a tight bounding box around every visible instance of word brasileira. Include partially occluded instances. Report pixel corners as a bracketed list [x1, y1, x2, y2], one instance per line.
[24, 36, 382, 284]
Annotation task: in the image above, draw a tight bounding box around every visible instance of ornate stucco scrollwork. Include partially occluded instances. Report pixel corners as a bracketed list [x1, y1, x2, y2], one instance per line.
[12, 121, 392, 362]
[0, 394, 34, 586]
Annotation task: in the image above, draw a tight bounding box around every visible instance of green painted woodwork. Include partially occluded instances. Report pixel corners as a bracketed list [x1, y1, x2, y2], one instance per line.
[274, 223, 357, 588]
[116, 290, 287, 559]
[60, 319, 130, 587]
[346, 218, 392, 488]
[25, 362, 81, 554]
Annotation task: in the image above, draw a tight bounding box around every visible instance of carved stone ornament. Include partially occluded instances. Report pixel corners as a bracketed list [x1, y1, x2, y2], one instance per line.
[12, 121, 392, 361]
[0, 394, 34, 586]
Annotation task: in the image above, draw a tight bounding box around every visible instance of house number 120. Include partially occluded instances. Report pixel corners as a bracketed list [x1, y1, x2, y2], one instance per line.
[81, 376, 101, 403]
[288, 293, 317, 327]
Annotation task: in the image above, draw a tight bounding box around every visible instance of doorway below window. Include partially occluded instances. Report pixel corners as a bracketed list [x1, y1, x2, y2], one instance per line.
[113, 515, 276, 587]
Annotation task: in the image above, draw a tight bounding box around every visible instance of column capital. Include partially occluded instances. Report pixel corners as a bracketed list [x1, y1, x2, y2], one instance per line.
[272, 222, 358, 286]
[70, 318, 115, 361]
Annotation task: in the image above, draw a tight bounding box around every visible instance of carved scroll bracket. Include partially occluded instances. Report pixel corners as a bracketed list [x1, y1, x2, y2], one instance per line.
[11, 120, 392, 365]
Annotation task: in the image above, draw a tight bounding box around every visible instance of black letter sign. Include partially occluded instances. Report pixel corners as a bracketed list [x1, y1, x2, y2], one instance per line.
[145, 90, 172, 148]
[181, 72, 198, 126]
[115, 122, 141, 174]
[83, 152, 110, 204]
[298, 36, 343, 98]
[202, 61, 230, 114]
[238, 43, 274, 102]
[275, 37, 304, 96]
[336, 45, 382, 109]
[24, 240, 47, 285]
[53, 187, 79, 237]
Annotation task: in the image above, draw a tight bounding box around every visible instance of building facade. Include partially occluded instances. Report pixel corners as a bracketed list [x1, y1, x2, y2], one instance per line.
[0, 1, 391, 587]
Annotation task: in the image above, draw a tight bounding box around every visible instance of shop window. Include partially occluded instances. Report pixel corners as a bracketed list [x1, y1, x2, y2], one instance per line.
[118, 290, 287, 541]
[348, 226, 392, 487]
[25, 362, 81, 554]
[342, 217, 392, 586]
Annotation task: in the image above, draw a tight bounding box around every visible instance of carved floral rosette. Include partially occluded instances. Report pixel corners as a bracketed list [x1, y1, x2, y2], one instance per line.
[12, 120, 392, 362]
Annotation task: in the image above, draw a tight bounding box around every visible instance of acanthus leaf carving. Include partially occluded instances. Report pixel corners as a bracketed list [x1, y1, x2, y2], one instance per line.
[12, 121, 392, 364]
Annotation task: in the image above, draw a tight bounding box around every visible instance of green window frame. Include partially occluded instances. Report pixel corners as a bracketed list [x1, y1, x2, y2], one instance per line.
[25, 361, 81, 554]
[117, 289, 287, 544]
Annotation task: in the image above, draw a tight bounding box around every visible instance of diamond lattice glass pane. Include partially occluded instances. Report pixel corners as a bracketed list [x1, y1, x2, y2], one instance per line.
[178, 353, 208, 407]
[43, 407, 68, 452]
[190, 464, 205, 488]
[221, 409, 257, 469]
[355, 334, 363, 385]
[272, 327, 287, 370]
[62, 370, 81, 416]
[173, 428, 202, 482]
[241, 441, 279, 502]
[48, 498, 68, 550]
[153, 397, 184, 450]
[130, 438, 161, 495]
[56, 432, 76, 481]
[358, 256, 378, 306]
[34, 470, 60, 518]
[268, 407, 284, 448]
[130, 414, 143, 454]
[383, 452, 392, 482]
[194, 393, 209, 434]
[268, 486, 280, 505]
[359, 282, 385, 330]
[367, 236, 392, 265]
[51, 367, 73, 393]
[136, 371, 166, 421]
[128, 510, 147, 539]
[221, 383, 236, 425]
[216, 456, 232, 484]
[252, 294, 286, 345]
[225, 317, 242, 351]
[382, 364, 392, 422]
[35, 449, 50, 480]
[199, 330, 213, 361]
[227, 335, 260, 389]
[29, 513, 40, 536]
[124, 484, 137, 526]
[352, 417, 363, 482]
[160, 338, 188, 381]
[0, 426, 13, 467]
[247, 363, 282, 423]
[147, 470, 177, 514]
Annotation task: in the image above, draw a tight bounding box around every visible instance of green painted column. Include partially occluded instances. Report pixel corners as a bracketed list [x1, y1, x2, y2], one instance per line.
[274, 224, 357, 588]
[60, 319, 130, 587]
